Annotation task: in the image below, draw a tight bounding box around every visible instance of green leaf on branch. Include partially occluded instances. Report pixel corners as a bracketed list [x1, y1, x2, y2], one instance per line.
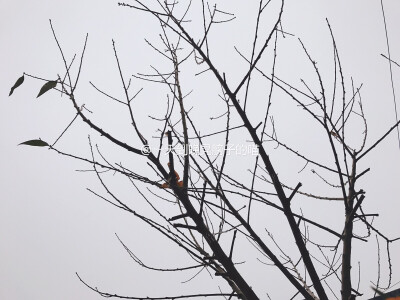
[9, 74, 25, 96]
[37, 80, 57, 98]
[18, 139, 49, 147]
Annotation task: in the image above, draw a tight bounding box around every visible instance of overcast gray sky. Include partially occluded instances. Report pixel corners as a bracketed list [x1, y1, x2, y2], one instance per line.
[1, 1, 400, 299]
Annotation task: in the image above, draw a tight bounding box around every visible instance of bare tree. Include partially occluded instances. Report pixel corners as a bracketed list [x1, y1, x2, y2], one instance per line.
[9, 1, 400, 299]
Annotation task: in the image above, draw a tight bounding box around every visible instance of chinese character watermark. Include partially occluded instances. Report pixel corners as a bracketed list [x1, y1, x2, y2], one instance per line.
[141, 143, 259, 156]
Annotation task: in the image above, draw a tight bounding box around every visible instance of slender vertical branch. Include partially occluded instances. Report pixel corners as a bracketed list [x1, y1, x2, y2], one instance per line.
[380, 0, 400, 148]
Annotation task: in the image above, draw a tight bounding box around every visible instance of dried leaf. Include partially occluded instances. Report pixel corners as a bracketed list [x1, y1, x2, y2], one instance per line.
[9, 74, 25, 96]
[37, 80, 57, 98]
[18, 139, 49, 147]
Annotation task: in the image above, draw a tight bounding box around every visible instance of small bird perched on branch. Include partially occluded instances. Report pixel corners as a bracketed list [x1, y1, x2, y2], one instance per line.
[162, 163, 183, 188]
